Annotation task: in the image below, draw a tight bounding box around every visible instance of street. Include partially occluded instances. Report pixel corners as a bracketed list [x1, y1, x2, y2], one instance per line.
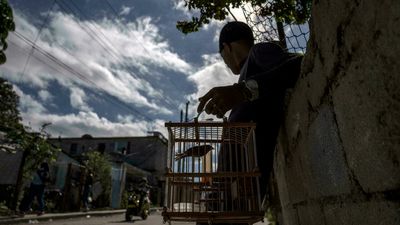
[18, 211, 268, 225]
[20, 212, 194, 225]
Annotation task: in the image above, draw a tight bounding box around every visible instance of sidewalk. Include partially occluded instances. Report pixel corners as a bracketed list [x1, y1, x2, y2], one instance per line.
[0, 209, 128, 224]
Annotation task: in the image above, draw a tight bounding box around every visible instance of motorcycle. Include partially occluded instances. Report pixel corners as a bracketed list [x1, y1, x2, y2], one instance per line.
[125, 186, 150, 221]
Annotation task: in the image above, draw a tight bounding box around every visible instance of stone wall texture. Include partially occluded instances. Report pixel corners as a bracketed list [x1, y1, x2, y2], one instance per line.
[274, 0, 400, 224]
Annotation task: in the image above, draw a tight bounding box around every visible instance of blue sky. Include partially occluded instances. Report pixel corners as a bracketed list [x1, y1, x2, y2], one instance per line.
[1, 0, 244, 137]
[1, 0, 308, 138]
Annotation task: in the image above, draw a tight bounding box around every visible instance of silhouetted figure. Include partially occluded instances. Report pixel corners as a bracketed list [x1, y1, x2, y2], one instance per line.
[19, 162, 50, 216]
[197, 21, 303, 225]
[82, 170, 93, 211]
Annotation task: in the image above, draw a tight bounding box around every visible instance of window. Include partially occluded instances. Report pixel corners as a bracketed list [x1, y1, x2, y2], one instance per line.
[115, 141, 128, 154]
[97, 143, 105, 154]
[70, 143, 77, 155]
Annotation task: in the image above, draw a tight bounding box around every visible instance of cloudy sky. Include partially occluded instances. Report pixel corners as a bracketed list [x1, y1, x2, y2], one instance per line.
[1, 0, 307, 138]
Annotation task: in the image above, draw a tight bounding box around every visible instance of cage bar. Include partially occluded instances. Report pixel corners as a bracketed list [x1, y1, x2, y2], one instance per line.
[162, 120, 264, 224]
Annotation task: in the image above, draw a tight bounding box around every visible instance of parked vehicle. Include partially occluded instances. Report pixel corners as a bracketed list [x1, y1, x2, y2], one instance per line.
[125, 182, 150, 221]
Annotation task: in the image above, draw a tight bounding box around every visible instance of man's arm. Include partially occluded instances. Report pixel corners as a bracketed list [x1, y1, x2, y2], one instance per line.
[197, 47, 303, 118]
[197, 84, 248, 118]
[244, 54, 303, 100]
[197, 55, 303, 117]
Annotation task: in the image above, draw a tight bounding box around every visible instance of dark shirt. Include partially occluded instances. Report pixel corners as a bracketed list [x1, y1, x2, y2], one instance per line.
[228, 42, 303, 185]
[85, 174, 93, 188]
[32, 167, 50, 186]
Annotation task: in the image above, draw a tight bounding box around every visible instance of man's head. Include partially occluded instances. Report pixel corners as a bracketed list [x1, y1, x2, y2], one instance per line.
[40, 162, 49, 171]
[219, 21, 254, 53]
[219, 21, 254, 74]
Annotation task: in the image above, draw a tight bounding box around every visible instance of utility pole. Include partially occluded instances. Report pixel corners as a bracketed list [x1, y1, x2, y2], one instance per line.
[180, 110, 183, 122]
[185, 101, 189, 122]
[11, 148, 30, 211]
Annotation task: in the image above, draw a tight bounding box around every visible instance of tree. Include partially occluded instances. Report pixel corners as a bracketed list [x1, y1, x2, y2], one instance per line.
[0, 78, 22, 133]
[21, 124, 61, 176]
[0, 78, 59, 161]
[0, 0, 15, 64]
[82, 151, 112, 207]
[176, 0, 312, 34]
[0, 79, 60, 210]
[0, 78, 24, 155]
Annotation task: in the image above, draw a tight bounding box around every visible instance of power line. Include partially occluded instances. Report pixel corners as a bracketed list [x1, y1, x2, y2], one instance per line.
[55, 0, 132, 75]
[20, 0, 57, 79]
[102, 0, 183, 105]
[68, 0, 133, 65]
[9, 40, 71, 79]
[55, 0, 180, 110]
[12, 31, 154, 122]
[103, 0, 153, 60]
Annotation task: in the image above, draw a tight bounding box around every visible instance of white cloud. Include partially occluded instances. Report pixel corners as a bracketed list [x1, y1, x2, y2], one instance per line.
[14, 87, 168, 137]
[2, 10, 191, 115]
[3, 3, 256, 138]
[70, 87, 92, 112]
[172, 0, 190, 15]
[21, 110, 168, 138]
[119, 6, 132, 16]
[117, 114, 134, 123]
[189, 54, 238, 98]
[13, 85, 46, 114]
[185, 53, 238, 119]
[38, 90, 53, 102]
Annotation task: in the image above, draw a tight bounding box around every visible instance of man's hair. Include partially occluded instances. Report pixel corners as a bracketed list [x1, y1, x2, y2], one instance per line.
[219, 21, 254, 52]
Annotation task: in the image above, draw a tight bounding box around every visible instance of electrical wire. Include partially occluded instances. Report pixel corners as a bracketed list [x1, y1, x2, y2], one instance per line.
[12, 31, 154, 121]
[102, 0, 183, 105]
[56, 0, 181, 111]
[20, 0, 57, 79]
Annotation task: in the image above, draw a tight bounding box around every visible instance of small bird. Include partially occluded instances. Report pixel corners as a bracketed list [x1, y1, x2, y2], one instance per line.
[175, 144, 214, 160]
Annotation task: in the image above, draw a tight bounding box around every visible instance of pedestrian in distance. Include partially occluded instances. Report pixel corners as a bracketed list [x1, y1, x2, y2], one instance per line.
[82, 170, 94, 212]
[18, 162, 50, 216]
[197, 21, 303, 208]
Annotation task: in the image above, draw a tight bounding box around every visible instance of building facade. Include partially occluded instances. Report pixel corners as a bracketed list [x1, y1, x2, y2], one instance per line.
[48, 131, 168, 208]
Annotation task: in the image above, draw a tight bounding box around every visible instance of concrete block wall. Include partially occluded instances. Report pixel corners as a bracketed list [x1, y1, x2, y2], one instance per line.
[273, 0, 400, 224]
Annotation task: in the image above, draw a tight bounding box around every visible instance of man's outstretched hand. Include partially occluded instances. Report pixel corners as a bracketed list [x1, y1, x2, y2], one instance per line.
[197, 84, 247, 118]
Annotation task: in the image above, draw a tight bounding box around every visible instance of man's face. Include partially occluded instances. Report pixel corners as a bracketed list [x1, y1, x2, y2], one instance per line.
[220, 42, 240, 75]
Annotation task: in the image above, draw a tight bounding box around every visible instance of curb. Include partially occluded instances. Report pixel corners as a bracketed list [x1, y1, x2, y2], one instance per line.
[0, 209, 126, 224]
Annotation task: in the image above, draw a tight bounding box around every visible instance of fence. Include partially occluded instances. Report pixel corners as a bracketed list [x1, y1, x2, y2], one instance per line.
[241, 4, 309, 53]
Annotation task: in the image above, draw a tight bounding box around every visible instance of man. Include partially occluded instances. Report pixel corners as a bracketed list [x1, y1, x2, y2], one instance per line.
[82, 170, 93, 211]
[137, 177, 151, 210]
[19, 162, 50, 216]
[197, 21, 303, 201]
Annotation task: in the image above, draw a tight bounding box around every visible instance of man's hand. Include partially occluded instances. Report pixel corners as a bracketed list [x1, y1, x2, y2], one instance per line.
[197, 84, 248, 118]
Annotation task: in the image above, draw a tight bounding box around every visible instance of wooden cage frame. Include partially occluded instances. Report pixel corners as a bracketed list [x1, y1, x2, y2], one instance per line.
[162, 120, 264, 224]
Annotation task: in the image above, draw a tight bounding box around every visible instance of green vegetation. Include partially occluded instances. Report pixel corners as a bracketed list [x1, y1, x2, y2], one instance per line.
[0, 0, 15, 64]
[177, 0, 312, 34]
[0, 78, 60, 174]
[0, 78, 60, 210]
[0, 77, 21, 136]
[82, 151, 112, 207]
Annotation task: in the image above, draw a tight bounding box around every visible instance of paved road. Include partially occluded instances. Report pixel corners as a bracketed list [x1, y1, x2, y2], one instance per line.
[17, 212, 195, 225]
[15, 211, 267, 225]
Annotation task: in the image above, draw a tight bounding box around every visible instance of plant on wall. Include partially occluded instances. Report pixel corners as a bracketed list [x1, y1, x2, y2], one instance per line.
[82, 151, 112, 207]
[176, 0, 312, 34]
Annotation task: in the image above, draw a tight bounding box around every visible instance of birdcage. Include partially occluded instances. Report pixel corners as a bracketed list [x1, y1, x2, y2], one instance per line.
[162, 120, 264, 225]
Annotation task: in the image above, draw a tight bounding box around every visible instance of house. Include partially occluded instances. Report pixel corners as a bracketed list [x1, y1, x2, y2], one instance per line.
[0, 139, 80, 212]
[48, 131, 168, 208]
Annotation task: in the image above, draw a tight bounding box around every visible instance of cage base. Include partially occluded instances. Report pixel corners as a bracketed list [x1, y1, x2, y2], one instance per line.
[162, 211, 265, 224]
